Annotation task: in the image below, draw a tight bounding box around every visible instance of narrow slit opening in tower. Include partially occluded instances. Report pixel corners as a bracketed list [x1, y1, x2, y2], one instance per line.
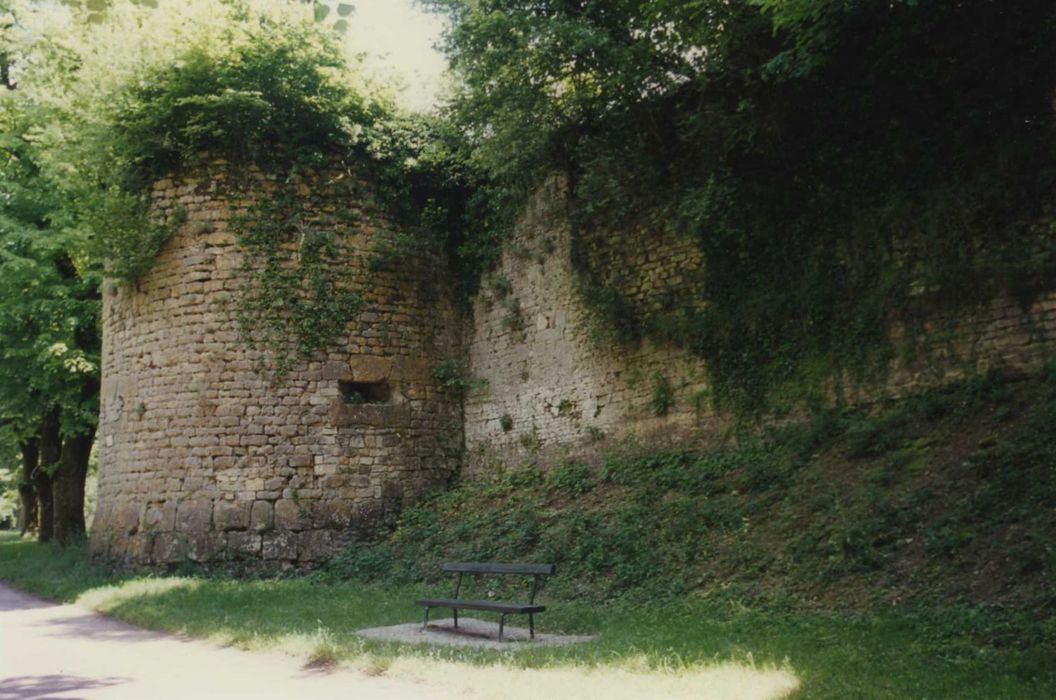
[339, 380, 391, 405]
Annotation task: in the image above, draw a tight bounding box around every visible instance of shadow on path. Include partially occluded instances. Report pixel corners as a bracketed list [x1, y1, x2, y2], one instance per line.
[0, 674, 128, 699]
[34, 613, 173, 643]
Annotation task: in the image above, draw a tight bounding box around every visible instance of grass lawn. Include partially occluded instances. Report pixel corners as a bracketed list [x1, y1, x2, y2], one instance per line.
[1, 533, 1052, 699]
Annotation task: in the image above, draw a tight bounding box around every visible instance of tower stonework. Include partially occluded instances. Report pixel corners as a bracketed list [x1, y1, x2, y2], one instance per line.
[89, 161, 462, 565]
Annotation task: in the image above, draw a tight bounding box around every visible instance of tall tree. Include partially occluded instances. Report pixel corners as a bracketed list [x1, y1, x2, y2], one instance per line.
[16, 436, 38, 534]
[0, 98, 101, 543]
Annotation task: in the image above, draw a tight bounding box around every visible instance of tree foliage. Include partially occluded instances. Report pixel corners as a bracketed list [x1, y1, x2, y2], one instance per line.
[110, 19, 375, 181]
[429, 0, 1056, 414]
[0, 96, 101, 542]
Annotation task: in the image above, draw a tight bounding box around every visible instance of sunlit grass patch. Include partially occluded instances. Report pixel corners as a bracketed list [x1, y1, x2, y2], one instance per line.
[2, 532, 1054, 698]
[391, 655, 799, 700]
[76, 576, 199, 613]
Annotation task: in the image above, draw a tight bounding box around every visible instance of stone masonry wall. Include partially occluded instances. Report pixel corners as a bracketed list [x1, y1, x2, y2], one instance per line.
[90, 160, 1056, 560]
[89, 161, 462, 566]
[463, 180, 721, 475]
[464, 181, 1056, 475]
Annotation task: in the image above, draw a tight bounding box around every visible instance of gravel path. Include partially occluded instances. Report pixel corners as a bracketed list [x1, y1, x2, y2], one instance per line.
[0, 583, 457, 700]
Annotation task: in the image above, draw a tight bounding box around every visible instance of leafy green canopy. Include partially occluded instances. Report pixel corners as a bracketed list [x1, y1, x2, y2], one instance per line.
[110, 20, 376, 183]
[71, 8, 482, 371]
[429, 0, 1056, 415]
[96, 23, 374, 374]
[0, 100, 101, 443]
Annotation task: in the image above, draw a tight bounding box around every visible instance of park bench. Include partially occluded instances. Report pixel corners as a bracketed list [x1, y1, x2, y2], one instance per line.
[416, 561, 555, 642]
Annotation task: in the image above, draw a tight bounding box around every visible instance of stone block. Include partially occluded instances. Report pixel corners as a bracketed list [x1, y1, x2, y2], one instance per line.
[320, 361, 351, 381]
[151, 533, 185, 564]
[126, 533, 153, 562]
[115, 502, 142, 536]
[311, 499, 353, 529]
[262, 531, 298, 561]
[329, 402, 411, 428]
[227, 532, 262, 560]
[175, 501, 212, 533]
[250, 500, 274, 532]
[349, 356, 391, 382]
[274, 498, 308, 530]
[213, 500, 250, 531]
[188, 533, 226, 562]
[142, 502, 176, 532]
[297, 530, 333, 562]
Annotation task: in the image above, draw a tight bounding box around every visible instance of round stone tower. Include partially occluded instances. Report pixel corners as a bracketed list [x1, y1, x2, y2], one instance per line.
[90, 160, 463, 565]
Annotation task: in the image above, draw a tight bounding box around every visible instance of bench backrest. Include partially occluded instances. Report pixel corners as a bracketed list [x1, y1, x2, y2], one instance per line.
[442, 561, 555, 576]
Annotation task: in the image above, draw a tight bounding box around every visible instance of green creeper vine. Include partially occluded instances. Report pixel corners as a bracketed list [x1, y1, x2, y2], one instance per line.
[230, 190, 364, 380]
[80, 12, 482, 380]
[430, 0, 1056, 418]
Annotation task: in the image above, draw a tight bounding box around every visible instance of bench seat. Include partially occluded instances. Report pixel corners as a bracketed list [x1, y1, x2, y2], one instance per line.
[415, 598, 546, 615]
[416, 561, 554, 641]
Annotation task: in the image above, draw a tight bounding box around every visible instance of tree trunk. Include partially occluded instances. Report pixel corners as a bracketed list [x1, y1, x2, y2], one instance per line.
[34, 409, 61, 543]
[52, 429, 95, 545]
[16, 438, 39, 536]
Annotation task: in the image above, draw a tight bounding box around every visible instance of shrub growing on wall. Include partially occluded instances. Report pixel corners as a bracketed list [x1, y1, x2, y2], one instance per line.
[47, 5, 480, 375]
[110, 21, 375, 181]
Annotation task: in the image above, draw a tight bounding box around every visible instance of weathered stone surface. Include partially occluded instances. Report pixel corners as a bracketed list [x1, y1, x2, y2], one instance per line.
[462, 178, 1056, 476]
[151, 533, 183, 564]
[88, 161, 1056, 569]
[114, 503, 142, 536]
[250, 500, 274, 532]
[175, 501, 212, 533]
[262, 531, 297, 561]
[273, 499, 308, 531]
[213, 500, 250, 531]
[188, 533, 226, 562]
[349, 356, 392, 382]
[297, 530, 333, 562]
[142, 502, 176, 532]
[89, 161, 462, 566]
[320, 361, 350, 381]
[227, 532, 262, 559]
[329, 403, 411, 428]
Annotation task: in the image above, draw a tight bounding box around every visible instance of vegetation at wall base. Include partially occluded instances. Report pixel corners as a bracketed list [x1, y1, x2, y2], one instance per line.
[0, 6, 1053, 697]
[2, 369, 1054, 696]
[325, 367, 1056, 622]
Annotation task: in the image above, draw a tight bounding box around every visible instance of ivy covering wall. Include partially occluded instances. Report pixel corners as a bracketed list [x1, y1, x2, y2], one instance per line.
[427, 0, 1056, 415]
[72, 11, 479, 375]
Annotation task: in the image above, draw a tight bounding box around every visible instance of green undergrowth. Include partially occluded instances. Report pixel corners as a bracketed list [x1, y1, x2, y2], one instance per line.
[2, 369, 1055, 697]
[1, 534, 1053, 699]
[324, 367, 1056, 622]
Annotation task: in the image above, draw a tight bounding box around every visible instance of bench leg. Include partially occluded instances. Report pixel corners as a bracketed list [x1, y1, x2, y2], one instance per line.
[422, 607, 430, 630]
[498, 614, 506, 643]
[529, 613, 535, 640]
[453, 608, 458, 630]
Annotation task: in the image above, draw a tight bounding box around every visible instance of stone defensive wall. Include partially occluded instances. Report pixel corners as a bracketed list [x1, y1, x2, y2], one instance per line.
[89, 160, 1056, 564]
[463, 180, 718, 475]
[462, 182, 1056, 474]
[89, 160, 462, 565]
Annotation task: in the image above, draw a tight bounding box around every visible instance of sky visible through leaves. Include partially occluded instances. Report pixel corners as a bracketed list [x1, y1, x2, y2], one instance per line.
[343, 0, 448, 112]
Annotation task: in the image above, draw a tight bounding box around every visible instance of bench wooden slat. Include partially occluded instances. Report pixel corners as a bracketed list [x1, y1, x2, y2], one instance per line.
[441, 561, 555, 575]
[415, 598, 546, 615]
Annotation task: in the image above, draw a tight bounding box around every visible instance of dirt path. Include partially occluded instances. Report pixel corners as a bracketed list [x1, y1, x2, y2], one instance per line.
[0, 583, 458, 700]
